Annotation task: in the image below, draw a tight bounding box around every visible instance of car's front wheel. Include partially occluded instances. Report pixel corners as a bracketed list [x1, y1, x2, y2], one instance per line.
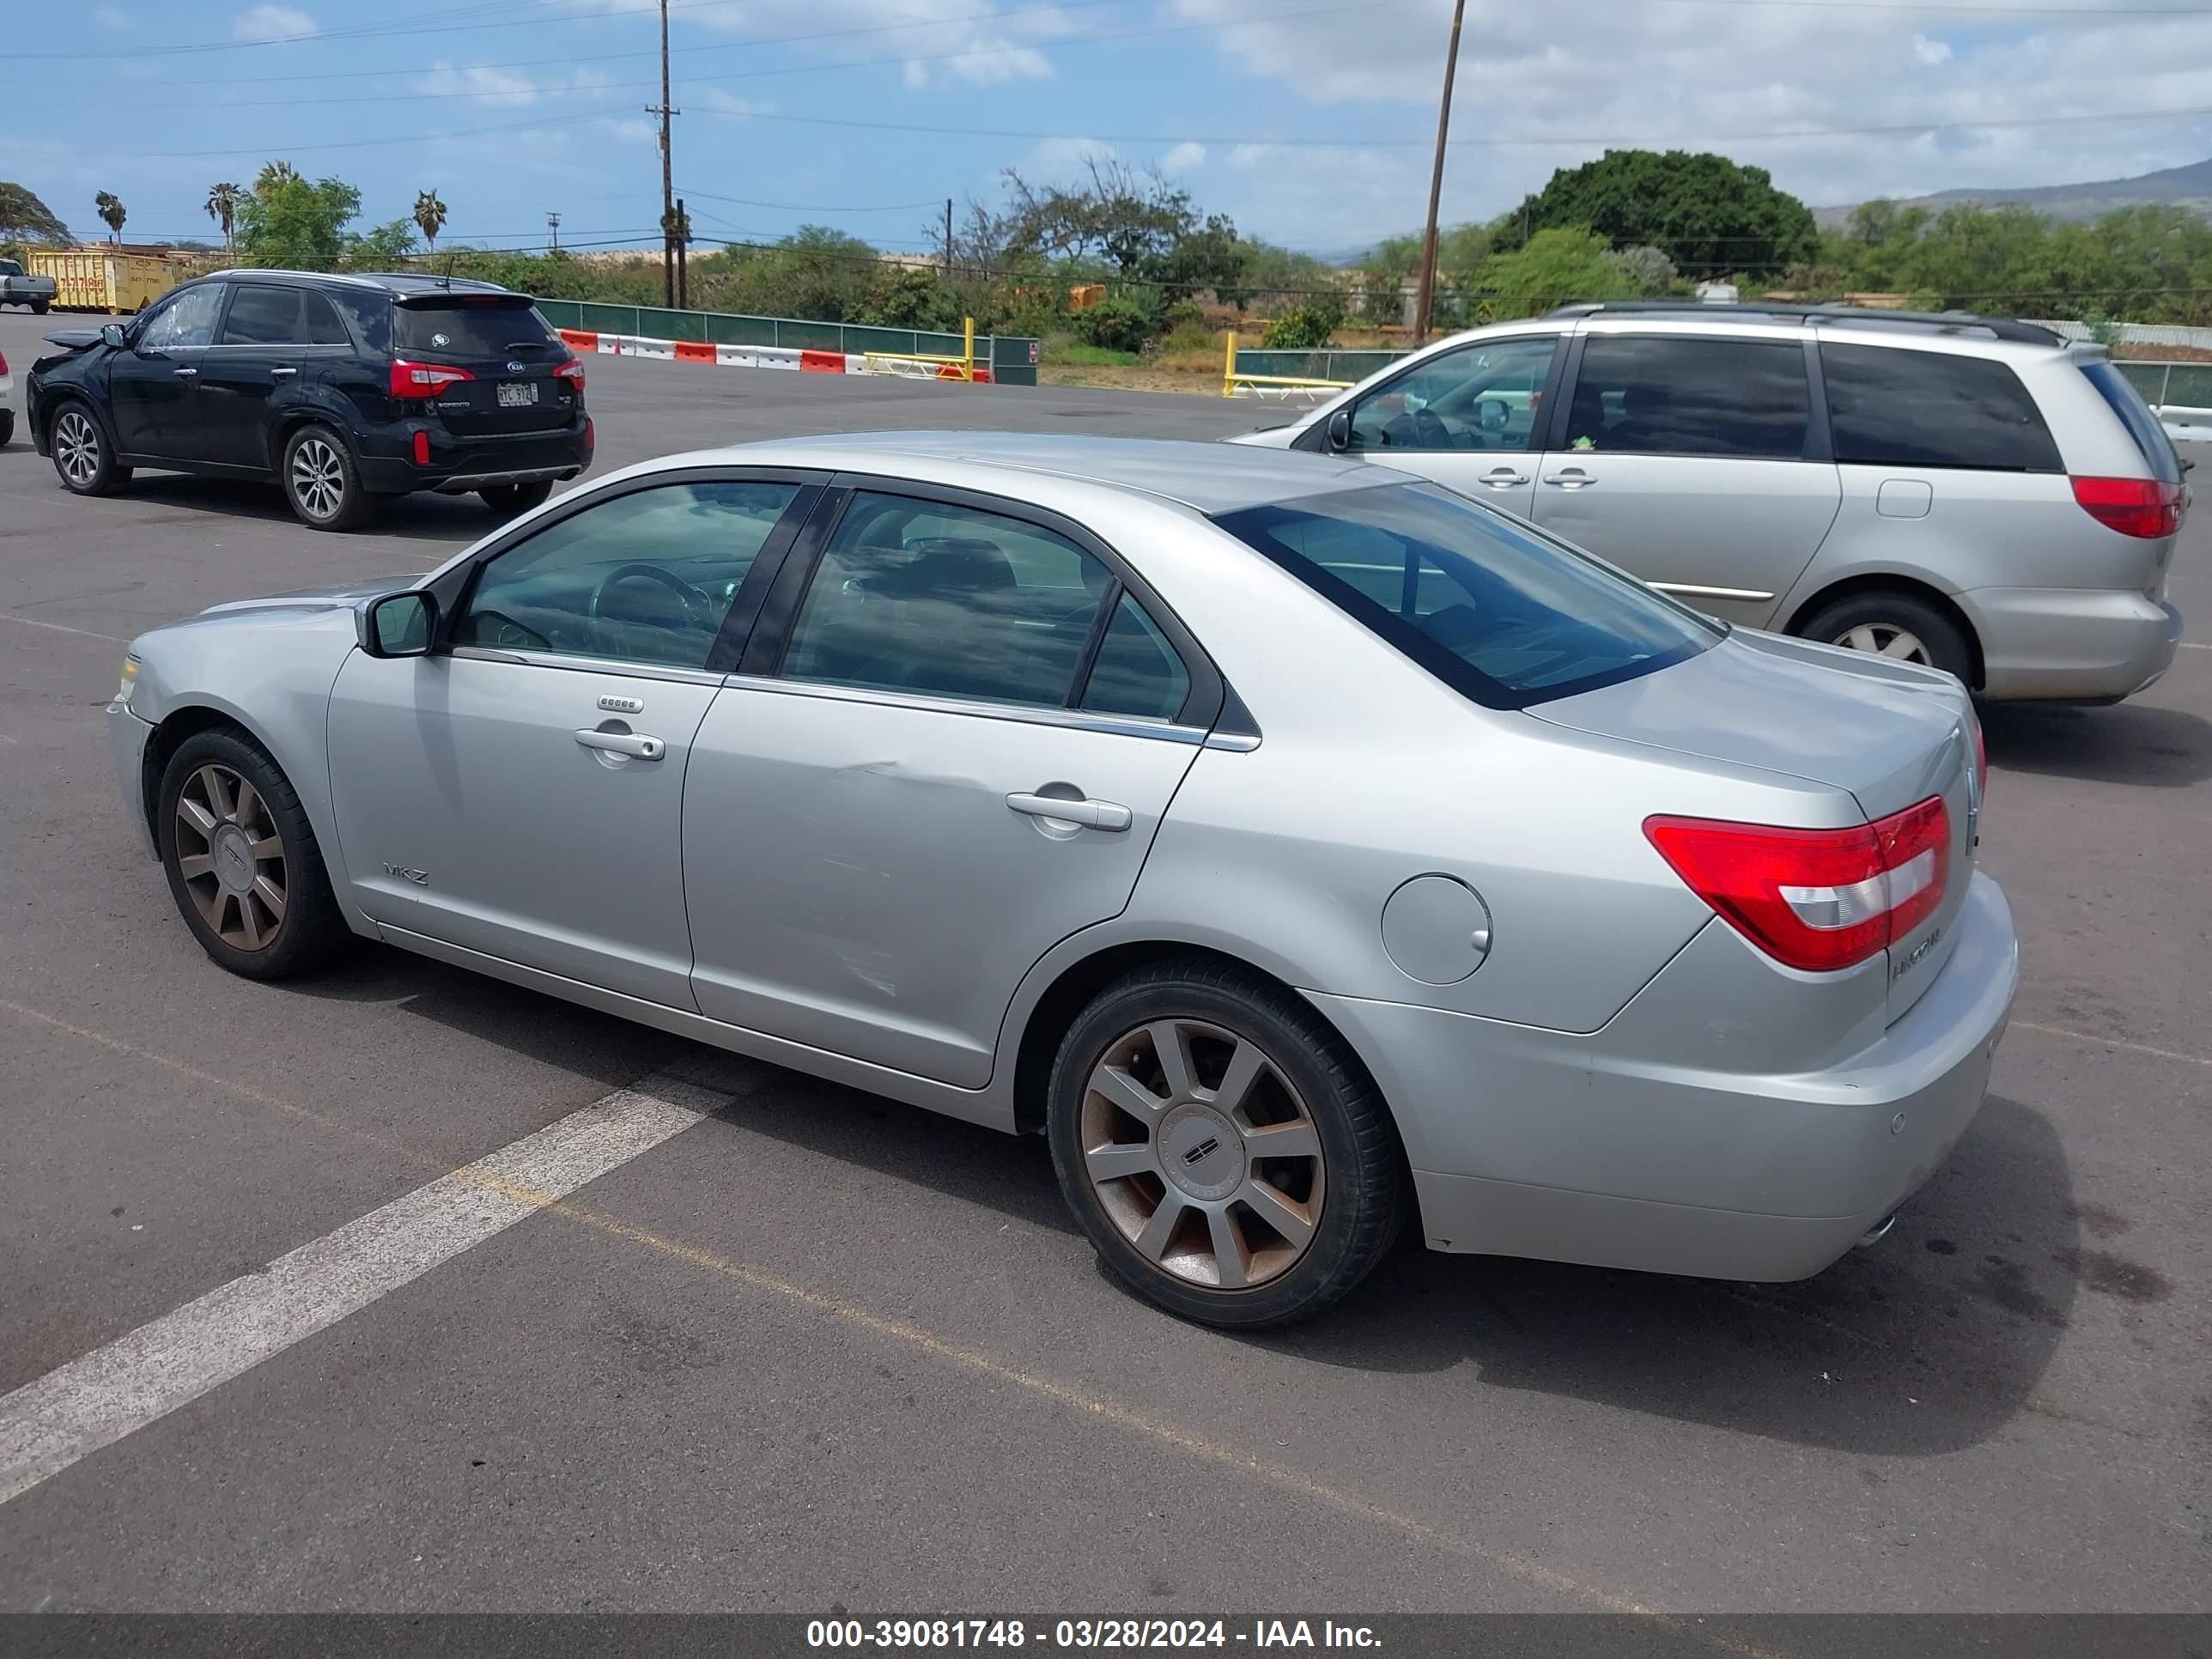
[480, 480, 554, 516]
[51, 403, 129, 496]
[157, 727, 349, 980]
[282, 424, 376, 532]
[1047, 960, 1405, 1328]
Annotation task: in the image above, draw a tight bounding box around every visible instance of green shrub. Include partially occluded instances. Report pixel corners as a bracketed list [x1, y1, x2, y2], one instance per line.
[1074, 295, 1157, 354]
[1261, 304, 1340, 349]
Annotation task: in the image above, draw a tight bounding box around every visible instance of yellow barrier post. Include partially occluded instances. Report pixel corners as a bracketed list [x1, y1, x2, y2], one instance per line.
[1223, 329, 1237, 399]
[963, 315, 975, 382]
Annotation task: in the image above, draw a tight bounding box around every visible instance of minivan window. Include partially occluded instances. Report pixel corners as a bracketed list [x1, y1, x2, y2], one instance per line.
[2081, 361, 2182, 485]
[395, 299, 561, 359]
[1821, 344, 2063, 472]
[1216, 483, 1718, 709]
[1565, 337, 1812, 459]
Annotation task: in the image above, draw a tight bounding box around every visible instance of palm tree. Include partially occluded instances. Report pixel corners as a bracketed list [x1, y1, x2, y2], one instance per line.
[204, 181, 243, 257]
[253, 161, 301, 199]
[413, 189, 447, 251]
[94, 191, 126, 244]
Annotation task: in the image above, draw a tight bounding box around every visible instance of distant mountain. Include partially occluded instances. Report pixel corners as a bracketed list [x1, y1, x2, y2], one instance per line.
[1815, 156, 2212, 228]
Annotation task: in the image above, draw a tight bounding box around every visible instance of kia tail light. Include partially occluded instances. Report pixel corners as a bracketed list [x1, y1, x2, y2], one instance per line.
[390, 360, 474, 398]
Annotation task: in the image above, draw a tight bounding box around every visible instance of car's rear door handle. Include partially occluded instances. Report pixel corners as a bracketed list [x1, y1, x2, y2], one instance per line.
[574, 728, 665, 761]
[1544, 468, 1594, 489]
[1007, 792, 1132, 831]
[172, 366, 198, 380]
[1478, 467, 1529, 487]
[270, 366, 298, 380]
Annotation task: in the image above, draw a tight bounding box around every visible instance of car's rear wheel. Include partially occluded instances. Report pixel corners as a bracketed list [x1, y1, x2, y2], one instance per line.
[52, 403, 128, 495]
[282, 424, 376, 532]
[157, 728, 349, 980]
[1047, 960, 1404, 1328]
[30, 299, 48, 315]
[480, 481, 554, 516]
[1799, 591, 1973, 686]
[0, 410, 14, 447]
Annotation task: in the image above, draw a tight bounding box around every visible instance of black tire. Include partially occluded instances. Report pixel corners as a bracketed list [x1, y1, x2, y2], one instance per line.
[157, 726, 349, 981]
[0, 410, 14, 448]
[480, 480, 554, 516]
[1046, 959, 1405, 1329]
[30, 300, 49, 315]
[1797, 590, 1973, 686]
[49, 399, 128, 496]
[280, 423, 377, 532]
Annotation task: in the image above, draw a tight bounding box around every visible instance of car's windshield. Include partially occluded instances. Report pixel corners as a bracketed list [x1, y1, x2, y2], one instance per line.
[1215, 482, 1719, 708]
[393, 298, 561, 359]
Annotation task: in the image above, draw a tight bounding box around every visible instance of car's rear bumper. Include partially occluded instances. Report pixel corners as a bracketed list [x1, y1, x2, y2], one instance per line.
[1312, 871, 2019, 1283]
[1961, 586, 2182, 702]
[355, 420, 592, 495]
[107, 700, 156, 860]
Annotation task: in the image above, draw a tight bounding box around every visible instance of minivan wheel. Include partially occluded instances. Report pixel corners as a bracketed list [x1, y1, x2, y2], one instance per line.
[1046, 960, 1404, 1328]
[52, 403, 129, 495]
[480, 480, 554, 516]
[1799, 592, 1972, 685]
[157, 728, 349, 981]
[282, 424, 376, 532]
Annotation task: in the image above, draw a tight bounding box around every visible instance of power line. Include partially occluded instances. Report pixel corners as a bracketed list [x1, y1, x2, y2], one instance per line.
[678, 187, 948, 215]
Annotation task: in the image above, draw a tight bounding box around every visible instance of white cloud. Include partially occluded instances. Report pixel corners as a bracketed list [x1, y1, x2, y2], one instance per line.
[94, 4, 130, 28]
[416, 62, 541, 107]
[595, 117, 659, 146]
[702, 88, 776, 118]
[1168, 0, 2212, 244]
[233, 3, 314, 42]
[561, 0, 1062, 88]
[1160, 142, 1207, 172]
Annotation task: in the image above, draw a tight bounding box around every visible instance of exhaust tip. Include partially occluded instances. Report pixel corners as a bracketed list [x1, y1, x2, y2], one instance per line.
[1855, 1212, 1901, 1249]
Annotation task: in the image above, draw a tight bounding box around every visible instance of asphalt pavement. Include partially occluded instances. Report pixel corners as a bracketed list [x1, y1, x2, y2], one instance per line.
[1, 307, 2207, 1616]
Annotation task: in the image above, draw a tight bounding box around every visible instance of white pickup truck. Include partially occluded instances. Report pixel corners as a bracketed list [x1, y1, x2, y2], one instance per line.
[0, 258, 58, 313]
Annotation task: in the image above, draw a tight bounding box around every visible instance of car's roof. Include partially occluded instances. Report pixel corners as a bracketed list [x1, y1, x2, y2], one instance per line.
[715, 432, 1396, 514]
[205, 270, 519, 300]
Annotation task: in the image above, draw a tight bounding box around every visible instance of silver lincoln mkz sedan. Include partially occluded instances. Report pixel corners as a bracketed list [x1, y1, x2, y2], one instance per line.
[108, 434, 2020, 1327]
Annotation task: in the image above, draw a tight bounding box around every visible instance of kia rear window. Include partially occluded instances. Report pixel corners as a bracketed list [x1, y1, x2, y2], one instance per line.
[1215, 483, 1718, 709]
[393, 299, 560, 359]
[1821, 344, 2063, 472]
[2081, 361, 2182, 485]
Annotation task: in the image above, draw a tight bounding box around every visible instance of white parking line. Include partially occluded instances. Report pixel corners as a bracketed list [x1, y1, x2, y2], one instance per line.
[0, 1073, 726, 1509]
[0, 611, 124, 644]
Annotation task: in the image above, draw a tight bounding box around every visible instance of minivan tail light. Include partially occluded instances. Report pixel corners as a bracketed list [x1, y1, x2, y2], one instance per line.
[2071, 475, 2183, 538]
[390, 359, 475, 398]
[1644, 798, 1950, 973]
[554, 356, 586, 391]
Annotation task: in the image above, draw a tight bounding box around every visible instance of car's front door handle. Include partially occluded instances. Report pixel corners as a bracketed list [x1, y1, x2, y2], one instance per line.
[1006, 792, 1132, 832]
[574, 728, 665, 761]
[1544, 468, 1594, 489]
[1479, 467, 1529, 487]
[172, 366, 198, 380]
[270, 366, 298, 380]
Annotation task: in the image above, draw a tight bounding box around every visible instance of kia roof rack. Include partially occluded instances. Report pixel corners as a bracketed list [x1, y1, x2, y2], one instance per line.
[1543, 301, 2063, 346]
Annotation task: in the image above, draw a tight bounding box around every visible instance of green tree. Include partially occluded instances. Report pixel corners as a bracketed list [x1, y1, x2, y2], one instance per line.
[204, 182, 244, 256]
[0, 181, 72, 246]
[236, 168, 364, 269]
[94, 191, 126, 243]
[347, 219, 419, 267]
[857, 264, 963, 331]
[412, 189, 447, 250]
[1501, 149, 1817, 280]
[1472, 228, 1633, 319]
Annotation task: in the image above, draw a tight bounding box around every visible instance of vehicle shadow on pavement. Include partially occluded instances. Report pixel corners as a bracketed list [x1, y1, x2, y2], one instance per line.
[1982, 700, 2212, 788]
[1236, 1096, 2081, 1457]
[100, 475, 520, 546]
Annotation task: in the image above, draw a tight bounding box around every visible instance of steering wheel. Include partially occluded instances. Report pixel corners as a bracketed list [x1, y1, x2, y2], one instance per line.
[1408, 407, 1455, 451]
[469, 608, 552, 651]
[587, 562, 718, 655]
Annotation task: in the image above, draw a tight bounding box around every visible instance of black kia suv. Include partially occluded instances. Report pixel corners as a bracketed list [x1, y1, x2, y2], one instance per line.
[27, 270, 593, 532]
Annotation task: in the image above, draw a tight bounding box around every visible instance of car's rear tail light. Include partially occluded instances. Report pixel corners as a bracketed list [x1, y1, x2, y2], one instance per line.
[554, 356, 586, 391]
[583, 417, 595, 452]
[411, 429, 430, 466]
[1972, 720, 1987, 800]
[390, 359, 474, 398]
[0, 349, 9, 374]
[1644, 798, 1951, 973]
[2071, 475, 2184, 538]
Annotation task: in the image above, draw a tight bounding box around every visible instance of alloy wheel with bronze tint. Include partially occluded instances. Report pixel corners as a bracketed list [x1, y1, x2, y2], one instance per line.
[1081, 1018, 1326, 1291]
[1047, 960, 1405, 1328]
[51, 403, 129, 496]
[157, 726, 349, 980]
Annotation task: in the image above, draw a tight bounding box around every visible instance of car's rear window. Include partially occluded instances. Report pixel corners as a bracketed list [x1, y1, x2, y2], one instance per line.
[393, 298, 560, 360]
[1215, 482, 1719, 709]
[2080, 361, 2182, 485]
[1821, 343, 2063, 472]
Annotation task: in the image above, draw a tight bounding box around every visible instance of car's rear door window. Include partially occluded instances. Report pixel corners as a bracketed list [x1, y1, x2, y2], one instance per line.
[218, 284, 313, 346]
[1821, 343, 2063, 471]
[1565, 336, 1812, 458]
[1215, 482, 1717, 708]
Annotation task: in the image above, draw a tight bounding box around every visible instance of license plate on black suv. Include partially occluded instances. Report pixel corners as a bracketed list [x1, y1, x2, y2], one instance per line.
[496, 382, 538, 408]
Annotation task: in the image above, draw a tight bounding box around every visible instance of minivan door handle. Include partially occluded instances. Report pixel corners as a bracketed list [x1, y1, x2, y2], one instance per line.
[1543, 467, 1594, 489]
[1478, 467, 1529, 488]
[1006, 792, 1132, 832]
[574, 728, 665, 761]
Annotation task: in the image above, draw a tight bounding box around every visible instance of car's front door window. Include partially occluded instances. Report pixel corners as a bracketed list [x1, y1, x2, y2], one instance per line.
[1348, 337, 1557, 453]
[135, 286, 223, 353]
[453, 481, 802, 669]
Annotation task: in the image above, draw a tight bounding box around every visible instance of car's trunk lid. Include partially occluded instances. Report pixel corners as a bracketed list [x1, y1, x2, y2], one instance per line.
[1528, 629, 1978, 1021]
[394, 295, 576, 436]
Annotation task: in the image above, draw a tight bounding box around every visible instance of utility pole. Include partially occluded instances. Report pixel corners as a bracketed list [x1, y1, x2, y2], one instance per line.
[676, 198, 689, 309]
[1411, 0, 1467, 345]
[649, 0, 679, 307]
[944, 198, 954, 278]
[547, 210, 561, 252]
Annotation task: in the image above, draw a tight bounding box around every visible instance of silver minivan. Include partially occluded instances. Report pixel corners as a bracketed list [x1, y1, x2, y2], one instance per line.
[1230, 302, 2186, 702]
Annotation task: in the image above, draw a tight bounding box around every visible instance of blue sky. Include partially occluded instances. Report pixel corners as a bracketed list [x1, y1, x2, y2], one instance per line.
[9, 1, 2212, 258]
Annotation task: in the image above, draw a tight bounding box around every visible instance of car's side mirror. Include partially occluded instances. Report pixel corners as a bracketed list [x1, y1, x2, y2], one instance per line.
[100, 323, 126, 349]
[1325, 409, 1352, 452]
[1478, 398, 1510, 433]
[359, 591, 437, 658]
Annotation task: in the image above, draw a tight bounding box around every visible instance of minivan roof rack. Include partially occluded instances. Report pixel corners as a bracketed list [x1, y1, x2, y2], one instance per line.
[1544, 301, 2063, 346]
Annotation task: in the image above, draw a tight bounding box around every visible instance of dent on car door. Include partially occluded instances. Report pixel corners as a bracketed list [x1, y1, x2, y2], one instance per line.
[1338, 336, 1560, 518]
[1531, 334, 1842, 627]
[325, 477, 814, 1006]
[683, 487, 1208, 1089]
[105, 284, 224, 457]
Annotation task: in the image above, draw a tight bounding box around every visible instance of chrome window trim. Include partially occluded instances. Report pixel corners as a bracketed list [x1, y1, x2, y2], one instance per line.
[447, 645, 727, 688]
[1648, 582, 1776, 603]
[720, 672, 1212, 745]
